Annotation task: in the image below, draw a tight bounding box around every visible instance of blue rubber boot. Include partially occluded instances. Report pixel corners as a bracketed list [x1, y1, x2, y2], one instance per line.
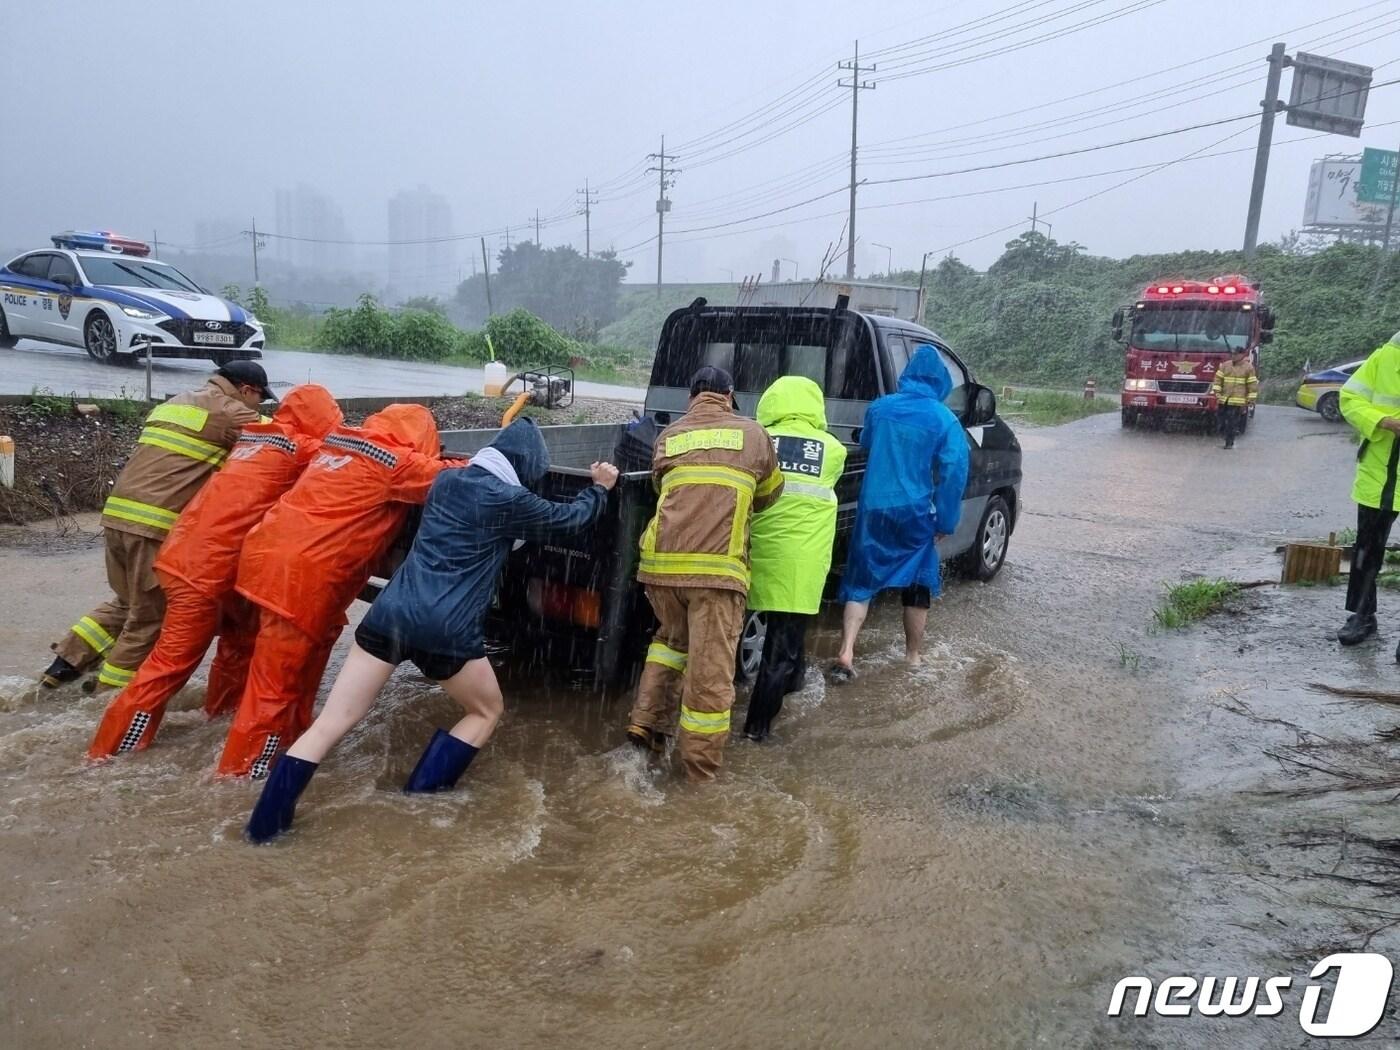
[403, 729, 478, 793]
[245, 755, 318, 844]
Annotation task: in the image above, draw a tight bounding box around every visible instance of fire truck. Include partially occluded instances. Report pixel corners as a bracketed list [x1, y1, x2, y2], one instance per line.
[1112, 276, 1275, 429]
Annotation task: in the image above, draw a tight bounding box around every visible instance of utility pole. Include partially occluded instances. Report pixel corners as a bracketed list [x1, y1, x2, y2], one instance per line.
[244, 217, 265, 286]
[1026, 203, 1053, 236]
[1243, 42, 1290, 262]
[647, 135, 679, 295]
[533, 208, 542, 245]
[577, 179, 598, 258]
[1383, 142, 1400, 252]
[838, 40, 876, 279]
[480, 237, 494, 317]
[152, 230, 160, 258]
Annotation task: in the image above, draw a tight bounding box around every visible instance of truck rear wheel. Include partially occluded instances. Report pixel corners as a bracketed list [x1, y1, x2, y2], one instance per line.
[957, 494, 1011, 582]
[1121, 407, 1138, 428]
[734, 611, 766, 687]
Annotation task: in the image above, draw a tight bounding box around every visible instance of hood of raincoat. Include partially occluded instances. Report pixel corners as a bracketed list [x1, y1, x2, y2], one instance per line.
[898, 345, 952, 402]
[363, 403, 439, 455]
[272, 384, 342, 441]
[757, 375, 827, 431]
[488, 417, 549, 487]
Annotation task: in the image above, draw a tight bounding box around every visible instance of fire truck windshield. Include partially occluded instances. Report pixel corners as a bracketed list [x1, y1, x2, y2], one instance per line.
[1132, 306, 1253, 352]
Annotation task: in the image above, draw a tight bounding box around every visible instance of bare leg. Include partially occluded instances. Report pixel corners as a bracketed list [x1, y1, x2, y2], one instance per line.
[903, 606, 929, 666]
[438, 657, 504, 747]
[286, 644, 395, 764]
[836, 601, 869, 669]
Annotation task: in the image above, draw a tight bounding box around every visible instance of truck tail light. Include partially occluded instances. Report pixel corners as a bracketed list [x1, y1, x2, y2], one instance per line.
[1224, 285, 1237, 294]
[529, 578, 601, 629]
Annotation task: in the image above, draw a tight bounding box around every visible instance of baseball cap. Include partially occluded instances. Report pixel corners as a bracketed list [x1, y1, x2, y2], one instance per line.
[216, 360, 277, 403]
[689, 365, 735, 398]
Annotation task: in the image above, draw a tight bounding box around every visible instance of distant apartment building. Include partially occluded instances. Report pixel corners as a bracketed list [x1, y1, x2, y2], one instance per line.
[273, 184, 350, 272]
[388, 185, 455, 295]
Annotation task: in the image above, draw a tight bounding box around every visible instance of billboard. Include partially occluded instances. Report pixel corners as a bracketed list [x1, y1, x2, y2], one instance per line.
[1304, 158, 1393, 228]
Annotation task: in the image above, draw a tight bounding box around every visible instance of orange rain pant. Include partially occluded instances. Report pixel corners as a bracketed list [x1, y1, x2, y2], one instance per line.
[88, 580, 259, 758]
[215, 610, 339, 779]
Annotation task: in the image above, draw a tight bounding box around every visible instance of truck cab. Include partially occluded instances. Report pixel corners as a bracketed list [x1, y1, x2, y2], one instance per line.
[431, 300, 1023, 688]
[1114, 277, 1275, 428]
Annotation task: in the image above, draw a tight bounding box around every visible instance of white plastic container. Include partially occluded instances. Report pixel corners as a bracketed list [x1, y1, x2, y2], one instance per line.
[483, 361, 509, 397]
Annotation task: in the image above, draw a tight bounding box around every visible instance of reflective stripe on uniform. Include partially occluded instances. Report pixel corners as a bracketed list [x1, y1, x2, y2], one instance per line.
[638, 550, 750, 585]
[102, 495, 180, 530]
[659, 463, 756, 495]
[1346, 373, 1400, 407]
[147, 402, 210, 432]
[664, 428, 745, 456]
[98, 662, 136, 687]
[71, 616, 116, 656]
[781, 478, 837, 502]
[137, 426, 228, 465]
[755, 467, 783, 499]
[679, 705, 730, 735]
[645, 641, 688, 672]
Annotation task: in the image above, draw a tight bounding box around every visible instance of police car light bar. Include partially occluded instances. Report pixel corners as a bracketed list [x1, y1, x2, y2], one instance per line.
[50, 230, 151, 257]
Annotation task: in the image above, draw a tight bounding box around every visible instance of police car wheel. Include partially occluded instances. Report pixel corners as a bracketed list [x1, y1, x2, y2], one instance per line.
[734, 611, 767, 687]
[961, 495, 1011, 582]
[0, 305, 14, 349]
[1319, 392, 1342, 423]
[84, 313, 119, 364]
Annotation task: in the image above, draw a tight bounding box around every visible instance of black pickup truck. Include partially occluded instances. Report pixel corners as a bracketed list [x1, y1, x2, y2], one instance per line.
[432, 300, 1022, 688]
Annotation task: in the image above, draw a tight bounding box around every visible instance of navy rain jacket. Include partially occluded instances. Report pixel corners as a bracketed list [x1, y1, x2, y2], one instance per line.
[361, 417, 608, 662]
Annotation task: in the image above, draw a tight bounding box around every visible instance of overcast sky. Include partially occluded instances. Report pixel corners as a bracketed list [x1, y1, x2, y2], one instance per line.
[3, 0, 1399, 287]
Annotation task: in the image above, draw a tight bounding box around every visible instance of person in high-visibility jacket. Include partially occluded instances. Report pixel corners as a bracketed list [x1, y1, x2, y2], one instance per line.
[625, 366, 783, 781]
[42, 362, 274, 693]
[87, 385, 342, 759]
[742, 376, 846, 742]
[1211, 345, 1258, 449]
[216, 403, 455, 778]
[1338, 332, 1400, 651]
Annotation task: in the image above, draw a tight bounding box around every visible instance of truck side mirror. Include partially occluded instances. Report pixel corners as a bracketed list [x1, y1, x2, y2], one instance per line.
[966, 384, 997, 426]
[1259, 305, 1276, 331]
[1110, 308, 1124, 343]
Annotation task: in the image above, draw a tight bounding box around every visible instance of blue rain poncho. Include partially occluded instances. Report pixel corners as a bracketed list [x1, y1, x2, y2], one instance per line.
[362, 417, 607, 663]
[838, 346, 970, 603]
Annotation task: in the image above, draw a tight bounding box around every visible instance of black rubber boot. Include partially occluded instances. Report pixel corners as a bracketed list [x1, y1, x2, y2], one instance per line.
[245, 755, 319, 844]
[626, 723, 667, 754]
[403, 729, 478, 793]
[1338, 613, 1378, 646]
[40, 656, 80, 689]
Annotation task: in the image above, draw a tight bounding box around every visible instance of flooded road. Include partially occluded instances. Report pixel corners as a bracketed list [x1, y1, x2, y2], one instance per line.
[2, 339, 646, 402]
[4, 405, 1397, 1048]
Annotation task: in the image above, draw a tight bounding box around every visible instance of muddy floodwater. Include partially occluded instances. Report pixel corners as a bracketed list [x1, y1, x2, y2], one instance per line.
[4, 406, 1399, 1048]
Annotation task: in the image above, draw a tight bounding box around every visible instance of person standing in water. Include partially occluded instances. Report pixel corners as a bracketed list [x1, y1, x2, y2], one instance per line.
[244, 418, 617, 843]
[831, 345, 968, 679]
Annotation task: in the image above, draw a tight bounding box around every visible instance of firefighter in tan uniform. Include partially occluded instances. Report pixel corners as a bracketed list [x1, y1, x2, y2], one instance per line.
[42, 362, 273, 692]
[1211, 345, 1258, 449]
[626, 366, 783, 780]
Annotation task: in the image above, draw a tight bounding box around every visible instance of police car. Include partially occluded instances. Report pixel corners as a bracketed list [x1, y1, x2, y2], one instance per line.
[0, 231, 263, 365]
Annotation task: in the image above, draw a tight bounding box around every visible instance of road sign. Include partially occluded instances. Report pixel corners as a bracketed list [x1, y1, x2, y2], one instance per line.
[1359, 147, 1399, 204]
[1287, 51, 1372, 137]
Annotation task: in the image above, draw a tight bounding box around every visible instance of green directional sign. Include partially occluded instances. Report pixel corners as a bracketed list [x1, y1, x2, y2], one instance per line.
[1359, 147, 1398, 204]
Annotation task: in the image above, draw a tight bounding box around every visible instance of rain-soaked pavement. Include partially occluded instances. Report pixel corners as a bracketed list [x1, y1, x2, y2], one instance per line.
[3, 405, 1400, 1048]
[2, 339, 646, 402]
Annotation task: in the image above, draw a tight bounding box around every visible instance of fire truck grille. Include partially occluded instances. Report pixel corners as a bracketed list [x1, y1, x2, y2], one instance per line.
[1159, 380, 1210, 394]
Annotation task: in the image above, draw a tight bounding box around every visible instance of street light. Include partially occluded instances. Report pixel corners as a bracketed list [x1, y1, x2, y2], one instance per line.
[872, 242, 893, 277]
[780, 257, 800, 281]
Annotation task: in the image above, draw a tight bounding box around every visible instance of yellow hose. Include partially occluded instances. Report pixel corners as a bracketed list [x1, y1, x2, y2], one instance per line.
[501, 390, 531, 427]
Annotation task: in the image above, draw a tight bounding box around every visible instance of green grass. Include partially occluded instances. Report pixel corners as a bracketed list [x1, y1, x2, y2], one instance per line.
[997, 388, 1120, 426]
[1153, 579, 1239, 629]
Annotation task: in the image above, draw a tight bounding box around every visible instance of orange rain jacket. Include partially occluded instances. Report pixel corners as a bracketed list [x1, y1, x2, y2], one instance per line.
[234, 404, 450, 638]
[155, 384, 344, 599]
